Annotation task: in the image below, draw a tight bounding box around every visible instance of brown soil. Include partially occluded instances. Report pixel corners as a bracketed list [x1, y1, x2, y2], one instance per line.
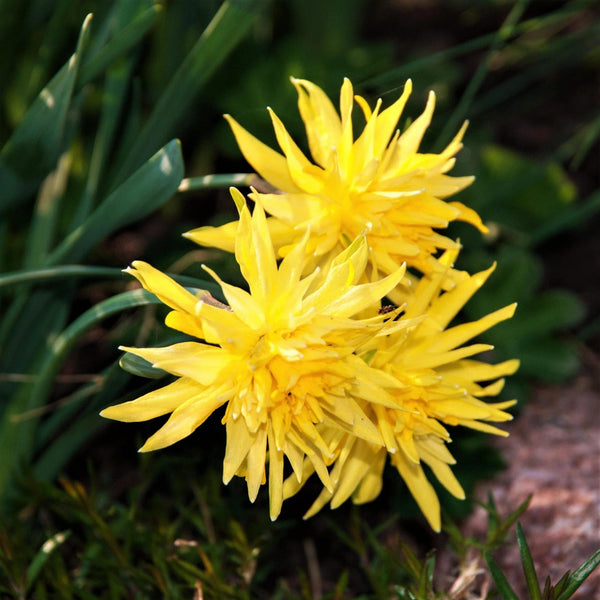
[441, 350, 600, 598]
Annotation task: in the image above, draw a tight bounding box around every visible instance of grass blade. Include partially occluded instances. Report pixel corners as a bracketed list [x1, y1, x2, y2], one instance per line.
[0, 14, 92, 213]
[556, 549, 600, 600]
[114, 0, 266, 182]
[517, 523, 542, 600]
[484, 550, 520, 600]
[527, 190, 600, 248]
[77, 4, 161, 88]
[434, 0, 530, 149]
[0, 266, 124, 292]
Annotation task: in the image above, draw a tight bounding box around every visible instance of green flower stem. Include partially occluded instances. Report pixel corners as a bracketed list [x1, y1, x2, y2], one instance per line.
[0, 266, 123, 292]
[178, 173, 257, 192]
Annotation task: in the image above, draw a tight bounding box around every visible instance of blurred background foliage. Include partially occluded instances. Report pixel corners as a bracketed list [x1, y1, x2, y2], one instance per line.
[0, 0, 598, 597]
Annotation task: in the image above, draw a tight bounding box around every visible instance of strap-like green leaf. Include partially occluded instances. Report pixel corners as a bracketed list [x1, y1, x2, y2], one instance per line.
[114, 0, 267, 182]
[77, 4, 161, 88]
[0, 266, 124, 292]
[47, 139, 184, 266]
[120, 352, 169, 380]
[0, 289, 159, 506]
[25, 530, 71, 593]
[0, 15, 93, 212]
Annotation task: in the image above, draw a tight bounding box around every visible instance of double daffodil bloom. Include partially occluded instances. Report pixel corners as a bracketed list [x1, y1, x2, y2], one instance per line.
[187, 78, 485, 287]
[283, 249, 518, 531]
[101, 189, 409, 520]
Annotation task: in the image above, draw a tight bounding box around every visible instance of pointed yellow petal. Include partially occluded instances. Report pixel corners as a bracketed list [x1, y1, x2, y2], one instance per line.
[202, 266, 265, 331]
[403, 343, 494, 370]
[184, 219, 238, 252]
[225, 114, 300, 192]
[396, 90, 435, 162]
[392, 451, 441, 532]
[353, 445, 387, 504]
[246, 425, 267, 502]
[267, 107, 324, 194]
[121, 343, 234, 385]
[223, 416, 253, 483]
[426, 304, 517, 353]
[292, 77, 342, 168]
[373, 79, 412, 157]
[100, 377, 200, 422]
[126, 261, 198, 315]
[268, 423, 285, 520]
[331, 441, 381, 509]
[139, 388, 228, 452]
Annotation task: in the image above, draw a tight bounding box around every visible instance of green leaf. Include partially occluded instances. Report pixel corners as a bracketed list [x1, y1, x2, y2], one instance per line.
[556, 549, 600, 600]
[0, 289, 160, 507]
[46, 139, 184, 266]
[119, 352, 169, 380]
[23, 153, 72, 269]
[178, 173, 257, 193]
[484, 550, 520, 600]
[25, 530, 71, 593]
[0, 266, 124, 292]
[552, 570, 572, 598]
[517, 523, 542, 600]
[76, 4, 162, 88]
[0, 14, 93, 213]
[72, 57, 135, 227]
[114, 0, 266, 182]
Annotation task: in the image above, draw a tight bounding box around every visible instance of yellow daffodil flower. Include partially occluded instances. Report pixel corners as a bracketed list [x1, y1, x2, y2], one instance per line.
[187, 78, 485, 286]
[101, 188, 409, 520]
[283, 249, 518, 530]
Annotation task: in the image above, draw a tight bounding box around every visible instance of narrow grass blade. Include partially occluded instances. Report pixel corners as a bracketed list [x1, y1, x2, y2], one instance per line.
[434, 0, 529, 150]
[484, 551, 520, 600]
[77, 4, 161, 88]
[362, 4, 586, 90]
[25, 530, 71, 593]
[72, 58, 134, 227]
[34, 407, 107, 483]
[470, 26, 598, 118]
[114, 0, 266, 182]
[527, 190, 600, 248]
[0, 14, 92, 213]
[556, 549, 600, 600]
[517, 523, 542, 600]
[0, 266, 124, 292]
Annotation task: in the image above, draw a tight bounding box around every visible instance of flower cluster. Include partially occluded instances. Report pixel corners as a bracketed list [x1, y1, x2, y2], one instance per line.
[101, 78, 518, 530]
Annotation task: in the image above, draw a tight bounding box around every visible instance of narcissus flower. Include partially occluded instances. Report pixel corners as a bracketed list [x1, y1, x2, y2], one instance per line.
[283, 249, 519, 531]
[101, 189, 409, 520]
[187, 78, 485, 286]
